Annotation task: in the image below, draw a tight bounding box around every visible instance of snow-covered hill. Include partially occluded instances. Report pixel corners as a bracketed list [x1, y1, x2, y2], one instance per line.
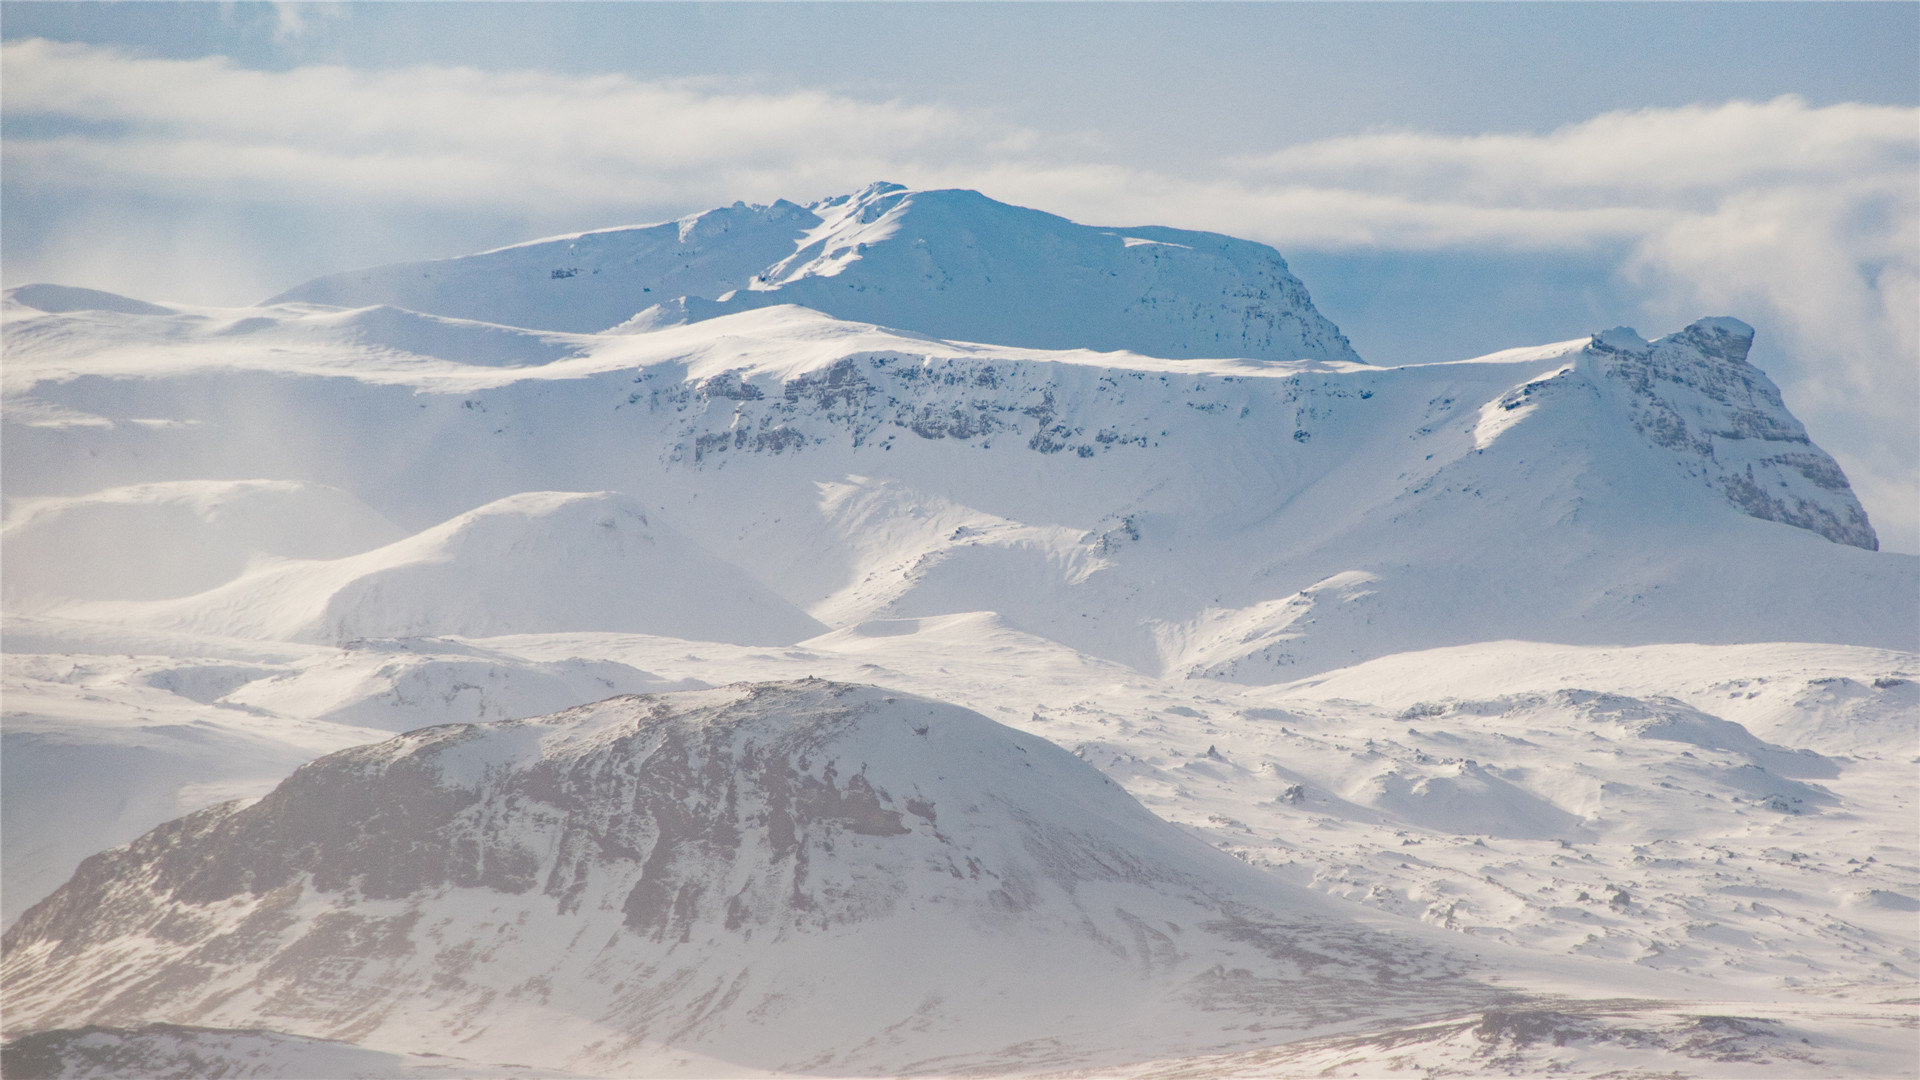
[3, 480, 403, 604]
[266, 183, 1362, 364]
[50, 491, 822, 646]
[2, 681, 1486, 1076]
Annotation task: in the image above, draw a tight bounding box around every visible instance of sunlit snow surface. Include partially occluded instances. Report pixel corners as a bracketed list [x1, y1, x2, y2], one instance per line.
[2, 190, 1916, 1077]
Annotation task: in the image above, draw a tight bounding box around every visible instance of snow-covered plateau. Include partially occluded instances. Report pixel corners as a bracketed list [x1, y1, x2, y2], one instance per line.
[3, 185, 1915, 1078]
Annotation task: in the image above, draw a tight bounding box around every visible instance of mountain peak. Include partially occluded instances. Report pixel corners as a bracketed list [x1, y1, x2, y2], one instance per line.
[266, 185, 1362, 364]
[1578, 317, 1876, 549]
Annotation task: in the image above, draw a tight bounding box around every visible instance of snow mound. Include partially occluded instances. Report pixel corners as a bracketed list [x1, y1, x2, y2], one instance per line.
[95, 492, 822, 646]
[2, 681, 1481, 1075]
[223, 639, 680, 732]
[3, 481, 405, 604]
[4, 284, 174, 317]
[1355, 760, 1588, 841]
[304, 305, 582, 367]
[269, 183, 1361, 364]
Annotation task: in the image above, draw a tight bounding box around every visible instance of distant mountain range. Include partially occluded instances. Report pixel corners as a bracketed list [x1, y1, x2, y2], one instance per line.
[4, 184, 1914, 1078]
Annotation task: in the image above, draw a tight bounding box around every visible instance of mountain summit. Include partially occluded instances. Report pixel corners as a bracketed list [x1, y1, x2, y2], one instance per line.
[267, 183, 1362, 365]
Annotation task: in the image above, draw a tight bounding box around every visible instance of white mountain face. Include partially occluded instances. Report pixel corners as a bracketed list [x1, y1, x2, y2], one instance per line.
[4, 186, 1916, 1078]
[267, 182, 1363, 365]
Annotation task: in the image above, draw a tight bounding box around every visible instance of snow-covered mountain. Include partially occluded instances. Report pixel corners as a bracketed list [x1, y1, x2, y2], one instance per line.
[267, 182, 1362, 364]
[4, 185, 1916, 1078]
[6, 295, 1904, 679]
[1, 681, 1485, 1075]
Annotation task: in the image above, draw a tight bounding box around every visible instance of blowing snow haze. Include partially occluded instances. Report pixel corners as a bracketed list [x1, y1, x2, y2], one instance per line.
[2, 184, 1917, 1079]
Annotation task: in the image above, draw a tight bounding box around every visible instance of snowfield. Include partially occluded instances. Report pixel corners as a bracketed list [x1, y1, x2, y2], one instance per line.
[3, 185, 1914, 1078]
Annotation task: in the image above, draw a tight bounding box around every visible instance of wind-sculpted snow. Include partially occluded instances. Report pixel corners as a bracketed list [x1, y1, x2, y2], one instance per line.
[3, 681, 1485, 1075]
[263, 199, 822, 336]
[269, 183, 1362, 365]
[4, 284, 174, 318]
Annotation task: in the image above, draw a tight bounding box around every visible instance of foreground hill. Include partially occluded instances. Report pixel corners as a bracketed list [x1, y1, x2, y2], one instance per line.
[2, 681, 1485, 1075]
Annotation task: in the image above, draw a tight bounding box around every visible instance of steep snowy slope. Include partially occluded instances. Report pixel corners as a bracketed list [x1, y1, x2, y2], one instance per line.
[1577, 319, 1876, 549]
[268, 183, 1361, 364]
[58, 492, 822, 647]
[3, 681, 1485, 1076]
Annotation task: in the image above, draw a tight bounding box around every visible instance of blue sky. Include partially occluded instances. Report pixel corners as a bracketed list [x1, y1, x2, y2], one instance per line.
[3, 2, 1916, 548]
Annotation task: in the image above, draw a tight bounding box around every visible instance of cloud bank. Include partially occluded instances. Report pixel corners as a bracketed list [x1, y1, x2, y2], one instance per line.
[5, 39, 1915, 548]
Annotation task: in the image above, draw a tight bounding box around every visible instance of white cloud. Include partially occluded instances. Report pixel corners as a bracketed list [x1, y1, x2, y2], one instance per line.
[1236, 98, 1917, 206]
[4, 40, 1915, 548]
[0, 39, 1022, 212]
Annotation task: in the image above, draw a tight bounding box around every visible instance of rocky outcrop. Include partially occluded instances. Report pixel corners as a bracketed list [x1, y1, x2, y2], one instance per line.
[1581, 319, 1878, 549]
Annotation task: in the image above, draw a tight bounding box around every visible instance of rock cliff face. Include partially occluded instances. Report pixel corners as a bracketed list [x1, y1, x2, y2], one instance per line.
[268, 183, 1362, 365]
[2, 681, 1475, 1075]
[1579, 319, 1877, 550]
[636, 314, 1876, 556]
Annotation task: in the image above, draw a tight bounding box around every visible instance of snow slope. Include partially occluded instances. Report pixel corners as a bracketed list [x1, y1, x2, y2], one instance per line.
[267, 183, 1362, 364]
[56, 492, 822, 647]
[3, 480, 403, 604]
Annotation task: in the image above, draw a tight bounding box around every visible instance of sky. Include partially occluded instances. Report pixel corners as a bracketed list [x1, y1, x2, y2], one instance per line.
[3, 2, 1917, 551]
